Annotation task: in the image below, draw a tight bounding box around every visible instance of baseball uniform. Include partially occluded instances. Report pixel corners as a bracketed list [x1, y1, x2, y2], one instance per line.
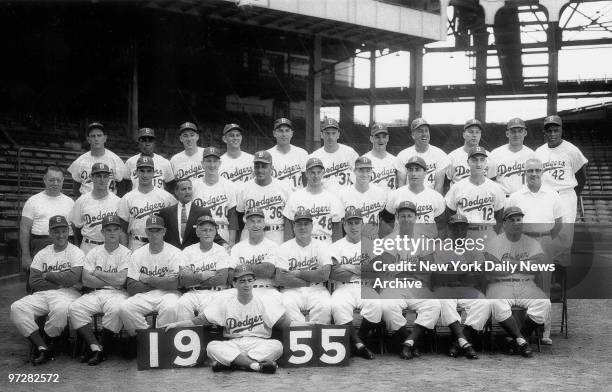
[170, 147, 205, 180]
[68, 149, 127, 195]
[275, 238, 333, 324]
[10, 243, 84, 338]
[120, 242, 186, 334]
[283, 188, 344, 243]
[339, 185, 387, 241]
[309, 144, 359, 191]
[22, 191, 75, 238]
[69, 192, 120, 254]
[446, 147, 496, 185]
[386, 186, 445, 238]
[68, 244, 130, 332]
[126, 153, 175, 189]
[267, 145, 308, 190]
[489, 145, 536, 196]
[191, 177, 238, 242]
[230, 238, 281, 300]
[219, 151, 254, 183]
[396, 145, 450, 189]
[363, 151, 404, 190]
[117, 187, 177, 250]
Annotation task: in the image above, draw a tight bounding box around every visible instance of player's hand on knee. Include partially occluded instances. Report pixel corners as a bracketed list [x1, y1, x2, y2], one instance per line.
[21, 255, 32, 271]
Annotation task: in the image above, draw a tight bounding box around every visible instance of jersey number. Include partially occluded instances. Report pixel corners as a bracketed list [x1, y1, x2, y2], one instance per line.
[551, 169, 565, 181]
[215, 205, 228, 218]
[318, 216, 333, 230]
[481, 206, 494, 221]
[269, 206, 283, 220]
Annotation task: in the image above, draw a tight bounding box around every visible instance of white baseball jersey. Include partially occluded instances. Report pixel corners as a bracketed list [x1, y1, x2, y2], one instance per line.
[489, 145, 536, 195]
[329, 238, 368, 286]
[125, 153, 175, 189]
[170, 147, 205, 180]
[507, 185, 564, 231]
[275, 238, 332, 286]
[446, 147, 495, 184]
[191, 177, 237, 226]
[396, 145, 450, 189]
[445, 178, 505, 224]
[363, 151, 403, 190]
[386, 186, 445, 223]
[236, 179, 291, 226]
[68, 149, 127, 194]
[487, 233, 544, 275]
[22, 191, 75, 235]
[535, 140, 588, 192]
[182, 243, 231, 289]
[83, 244, 131, 289]
[230, 238, 278, 287]
[339, 185, 387, 239]
[70, 192, 120, 242]
[204, 292, 283, 339]
[127, 243, 185, 280]
[117, 187, 176, 237]
[31, 243, 85, 288]
[309, 144, 359, 190]
[219, 151, 254, 183]
[267, 145, 308, 190]
[283, 189, 344, 238]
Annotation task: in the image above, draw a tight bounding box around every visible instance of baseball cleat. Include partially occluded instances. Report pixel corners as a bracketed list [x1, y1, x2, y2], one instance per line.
[399, 343, 414, 360]
[541, 337, 553, 345]
[356, 346, 375, 360]
[32, 348, 54, 366]
[258, 361, 278, 374]
[211, 361, 232, 372]
[517, 342, 533, 358]
[87, 350, 105, 366]
[448, 342, 460, 358]
[79, 350, 95, 363]
[462, 344, 479, 360]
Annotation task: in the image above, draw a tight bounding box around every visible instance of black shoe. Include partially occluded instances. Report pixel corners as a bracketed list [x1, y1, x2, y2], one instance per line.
[411, 346, 421, 358]
[211, 361, 232, 372]
[400, 343, 414, 360]
[258, 361, 278, 374]
[356, 345, 375, 360]
[88, 350, 105, 366]
[79, 350, 95, 363]
[448, 341, 460, 358]
[32, 348, 53, 366]
[462, 344, 479, 360]
[517, 342, 533, 358]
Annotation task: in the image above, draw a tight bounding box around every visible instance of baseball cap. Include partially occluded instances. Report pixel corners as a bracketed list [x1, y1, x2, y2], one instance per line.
[305, 157, 324, 171]
[405, 156, 427, 170]
[223, 123, 243, 135]
[91, 162, 111, 175]
[87, 122, 105, 134]
[544, 115, 562, 127]
[136, 156, 155, 169]
[344, 206, 363, 221]
[49, 215, 69, 230]
[370, 123, 388, 136]
[145, 215, 165, 229]
[507, 118, 526, 129]
[245, 207, 265, 219]
[355, 156, 373, 169]
[233, 264, 255, 279]
[503, 206, 524, 221]
[321, 118, 339, 131]
[396, 201, 417, 214]
[202, 146, 221, 159]
[179, 122, 198, 134]
[138, 128, 156, 139]
[294, 206, 313, 222]
[102, 214, 121, 228]
[464, 119, 484, 131]
[253, 150, 272, 164]
[468, 146, 488, 159]
[274, 118, 293, 130]
[410, 118, 429, 131]
[448, 213, 469, 225]
[195, 214, 217, 227]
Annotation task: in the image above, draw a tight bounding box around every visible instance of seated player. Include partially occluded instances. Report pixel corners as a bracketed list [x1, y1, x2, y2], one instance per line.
[165, 264, 289, 374]
[68, 214, 130, 365]
[10, 215, 84, 365]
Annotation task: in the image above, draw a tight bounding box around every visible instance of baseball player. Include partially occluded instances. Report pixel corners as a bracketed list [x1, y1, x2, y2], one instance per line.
[433, 213, 490, 359]
[282, 157, 344, 243]
[119, 216, 186, 354]
[485, 207, 552, 358]
[219, 123, 254, 183]
[165, 264, 288, 374]
[267, 117, 308, 190]
[70, 163, 120, 254]
[363, 123, 403, 190]
[489, 118, 536, 197]
[230, 207, 281, 301]
[383, 156, 445, 239]
[192, 147, 239, 245]
[445, 147, 505, 241]
[176, 215, 232, 321]
[274, 208, 333, 324]
[379, 201, 441, 359]
[446, 119, 495, 186]
[125, 127, 175, 191]
[396, 118, 450, 193]
[329, 207, 381, 360]
[236, 151, 291, 244]
[117, 156, 177, 250]
[10, 215, 84, 366]
[68, 122, 127, 195]
[309, 118, 359, 191]
[338, 156, 387, 241]
[170, 122, 205, 181]
[68, 214, 130, 366]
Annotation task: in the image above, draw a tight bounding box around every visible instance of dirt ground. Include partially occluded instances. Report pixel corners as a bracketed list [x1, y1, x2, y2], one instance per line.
[1, 279, 610, 392]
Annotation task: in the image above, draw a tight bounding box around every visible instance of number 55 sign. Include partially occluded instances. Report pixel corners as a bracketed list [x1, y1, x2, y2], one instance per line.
[280, 325, 350, 367]
[136, 327, 214, 370]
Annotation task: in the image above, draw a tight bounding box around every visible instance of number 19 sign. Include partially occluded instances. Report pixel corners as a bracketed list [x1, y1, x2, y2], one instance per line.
[137, 327, 214, 370]
[280, 325, 350, 367]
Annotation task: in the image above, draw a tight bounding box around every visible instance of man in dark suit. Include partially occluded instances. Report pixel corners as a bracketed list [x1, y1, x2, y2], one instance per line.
[157, 178, 228, 250]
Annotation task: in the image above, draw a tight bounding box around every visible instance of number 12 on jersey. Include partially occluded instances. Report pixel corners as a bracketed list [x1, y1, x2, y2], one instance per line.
[280, 325, 350, 367]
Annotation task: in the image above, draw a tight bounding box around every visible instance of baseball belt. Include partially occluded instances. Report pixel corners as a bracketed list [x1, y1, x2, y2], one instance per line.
[468, 225, 491, 231]
[84, 238, 104, 245]
[30, 234, 50, 239]
[133, 235, 149, 243]
[190, 286, 223, 291]
[253, 284, 274, 289]
[313, 235, 328, 241]
[493, 278, 533, 283]
[216, 223, 228, 229]
[524, 231, 552, 238]
[265, 224, 284, 231]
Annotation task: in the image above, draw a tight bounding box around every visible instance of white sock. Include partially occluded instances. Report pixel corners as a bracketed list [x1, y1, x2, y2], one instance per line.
[458, 338, 468, 347]
[356, 342, 365, 349]
[249, 363, 261, 372]
[516, 337, 527, 346]
[403, 339, 414, 347]
[90, 344, 102, 352]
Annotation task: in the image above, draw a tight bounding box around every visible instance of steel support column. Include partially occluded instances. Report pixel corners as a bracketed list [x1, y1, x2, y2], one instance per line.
[369, 50, 376, 127]
[474, 28, 489, 122]
[306, 35, 322, 151]
[409, 45, 424, 121]
[547, 21, 560, 115]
